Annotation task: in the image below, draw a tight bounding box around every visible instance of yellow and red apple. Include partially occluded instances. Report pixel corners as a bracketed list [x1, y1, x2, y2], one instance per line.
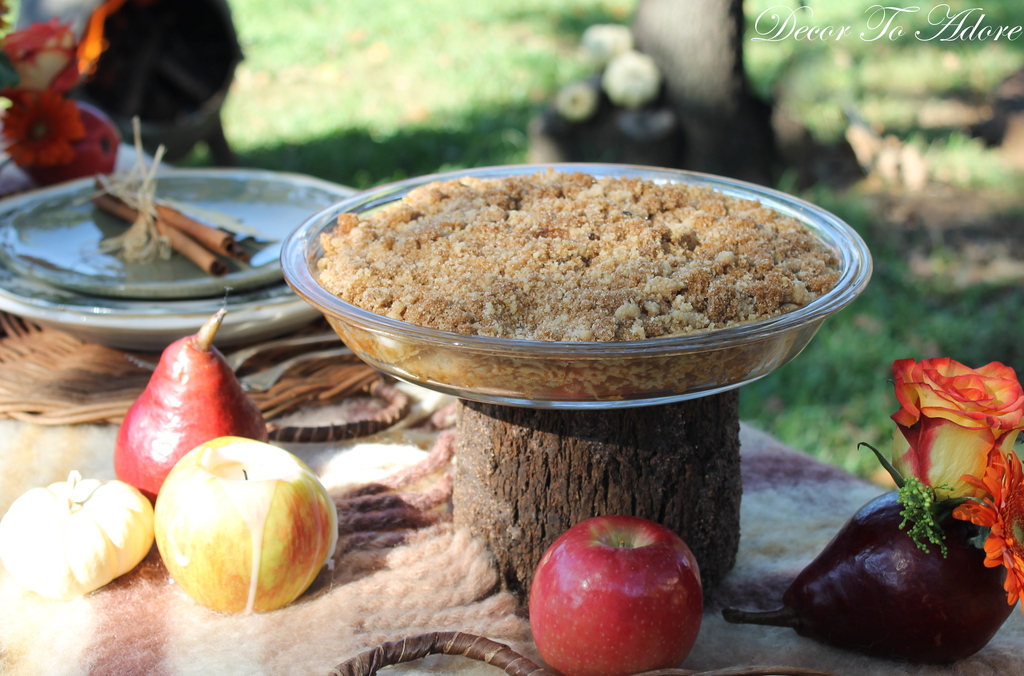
[153, 436, 338, 614]
[528, 515, 703, 676]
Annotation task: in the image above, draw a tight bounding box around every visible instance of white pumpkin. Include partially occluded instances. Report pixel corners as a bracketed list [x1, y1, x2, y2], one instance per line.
[0, 471, 154, 599]
[601, 50, 662, 110]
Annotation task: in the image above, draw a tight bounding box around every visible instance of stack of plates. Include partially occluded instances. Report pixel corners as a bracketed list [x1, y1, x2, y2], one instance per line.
[0, 168, 354, 351]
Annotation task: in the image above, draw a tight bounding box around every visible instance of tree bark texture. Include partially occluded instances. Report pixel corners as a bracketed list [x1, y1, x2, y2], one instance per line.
[452, 391, 741, 599]
[632, 0, 779, 184]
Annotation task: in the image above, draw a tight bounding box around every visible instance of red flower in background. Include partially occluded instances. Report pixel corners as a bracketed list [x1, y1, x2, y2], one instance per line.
[0, 15, 119, 183]
[1, 18, 80, 94]
[1, 89, 85, 167]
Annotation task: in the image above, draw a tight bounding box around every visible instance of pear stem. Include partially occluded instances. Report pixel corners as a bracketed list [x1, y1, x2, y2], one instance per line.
[722, 605, 800, 628]
[194, 308, 227, 353]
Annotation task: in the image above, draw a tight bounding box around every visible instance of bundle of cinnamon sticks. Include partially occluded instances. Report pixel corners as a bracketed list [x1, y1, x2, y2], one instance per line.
[92, 188, 249, 276]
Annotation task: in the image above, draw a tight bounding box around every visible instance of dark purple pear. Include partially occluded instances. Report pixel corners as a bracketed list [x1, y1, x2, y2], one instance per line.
[723, 491, 1015, 664]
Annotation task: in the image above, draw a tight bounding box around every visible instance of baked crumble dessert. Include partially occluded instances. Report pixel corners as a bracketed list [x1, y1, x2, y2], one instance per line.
[316, 170, 841, 342]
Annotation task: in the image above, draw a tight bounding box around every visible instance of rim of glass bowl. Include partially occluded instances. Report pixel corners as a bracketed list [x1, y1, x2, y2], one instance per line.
[280, 163, 872, 361]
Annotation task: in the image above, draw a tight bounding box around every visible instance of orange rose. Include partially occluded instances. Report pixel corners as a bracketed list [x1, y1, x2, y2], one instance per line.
[890, 357, 1024, 498]
[2, 19, 80, 94]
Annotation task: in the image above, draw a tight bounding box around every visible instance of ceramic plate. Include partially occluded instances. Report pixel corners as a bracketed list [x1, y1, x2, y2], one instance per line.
[0, 168, 355, 299]
[0, 262, 322, 351]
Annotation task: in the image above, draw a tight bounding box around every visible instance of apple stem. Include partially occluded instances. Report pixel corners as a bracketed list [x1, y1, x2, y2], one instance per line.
[721, 605, 800, 629]
[243, 469, 248, 480]
[194, 308, 227, 353]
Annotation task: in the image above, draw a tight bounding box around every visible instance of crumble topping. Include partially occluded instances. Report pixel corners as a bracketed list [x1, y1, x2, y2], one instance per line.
[316, 170, 841, 342]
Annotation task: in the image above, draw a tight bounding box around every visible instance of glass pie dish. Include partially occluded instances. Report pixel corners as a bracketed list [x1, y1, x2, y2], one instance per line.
[280, 164, 872, 409]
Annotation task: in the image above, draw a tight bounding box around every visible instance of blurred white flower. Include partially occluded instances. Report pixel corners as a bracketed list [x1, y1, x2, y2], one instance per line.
[555, 79, 600, 122]
[601, 50, 662, 109]
[581, 24, 633, 68]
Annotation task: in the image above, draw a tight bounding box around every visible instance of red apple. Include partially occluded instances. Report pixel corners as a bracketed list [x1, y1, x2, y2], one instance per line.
[528, 515, 703, 676]
[24, 101, 120, 186]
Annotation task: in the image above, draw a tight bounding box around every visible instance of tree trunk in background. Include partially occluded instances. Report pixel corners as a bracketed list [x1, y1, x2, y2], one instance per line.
[632, 0, 778, 185]
[452, 392, 742, 599]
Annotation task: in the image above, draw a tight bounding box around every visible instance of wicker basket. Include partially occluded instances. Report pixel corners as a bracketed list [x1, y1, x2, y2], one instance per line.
[0, 312, 409, 441]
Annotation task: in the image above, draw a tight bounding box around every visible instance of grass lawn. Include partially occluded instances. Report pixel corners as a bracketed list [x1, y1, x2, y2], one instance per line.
[213, 0, 633, 187]
[205, 0, 1024, 481]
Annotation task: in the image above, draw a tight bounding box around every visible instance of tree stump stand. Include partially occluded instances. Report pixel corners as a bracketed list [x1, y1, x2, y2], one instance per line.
[452, 390, 741, 599]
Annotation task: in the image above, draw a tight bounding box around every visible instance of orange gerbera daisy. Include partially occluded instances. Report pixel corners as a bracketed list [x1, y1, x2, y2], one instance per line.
[953, 450, 1024, 609]
[1, 89, 84, 168]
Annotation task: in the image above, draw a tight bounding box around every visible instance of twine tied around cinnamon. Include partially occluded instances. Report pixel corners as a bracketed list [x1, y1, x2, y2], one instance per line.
[92, 118, 249, 276]
[95, 119, 169, 264]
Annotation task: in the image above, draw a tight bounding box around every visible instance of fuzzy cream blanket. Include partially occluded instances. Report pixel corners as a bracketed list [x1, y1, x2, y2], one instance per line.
[0, 409, 1022, 676]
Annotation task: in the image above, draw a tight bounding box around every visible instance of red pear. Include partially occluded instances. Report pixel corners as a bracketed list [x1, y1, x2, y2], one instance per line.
[114, 309, 268, 501]
[722, 491, 1013, 664]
